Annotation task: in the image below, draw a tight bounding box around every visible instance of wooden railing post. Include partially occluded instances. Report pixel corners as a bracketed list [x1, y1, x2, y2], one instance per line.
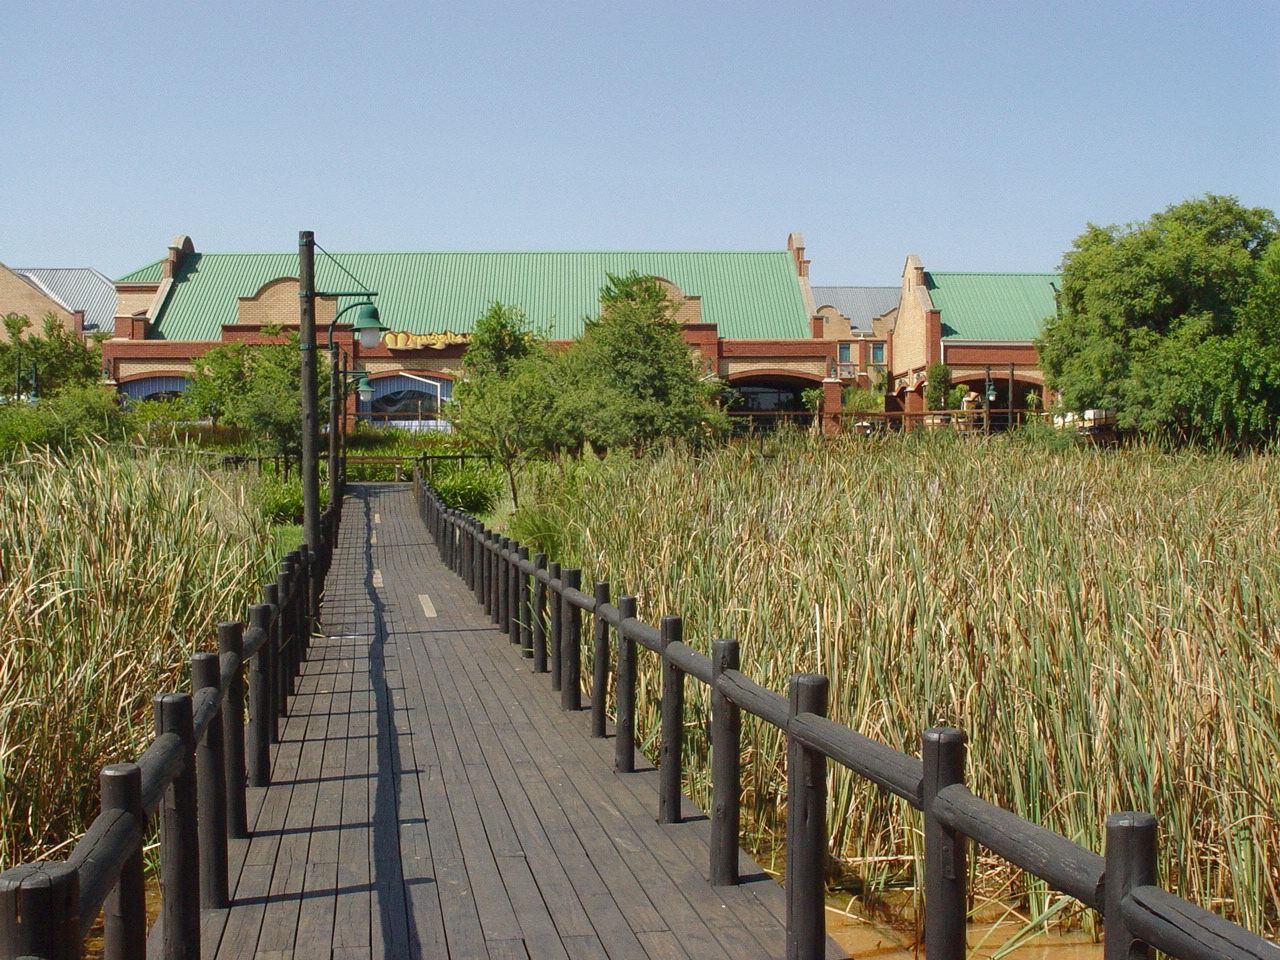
[710, 638, 741, 885]
[532, 553, 548, 673]
[590, 582, 611, 738]
[1104, 812, 1158, 960]
[476, 528, 486, 612]
[922, 727, 968, 960]
[155, 692, 200, 960]
[101, 763, 145, 960]
[0, 861, 80, 960]
[191, 653, 229, 908]
[549, 561, 563, 692]
[560, 569, 583, 711]
[247, 603, 274, 788]
[519, 547, 533, 658]
[277, 561, 294, 705]
[786, 673, 829, 960]
[498, 537, 511, 631]
[218, 621, 248, 839]
[508, 540, 521, 645]
[658, 615, 685, 823]
[261, 585, 281, 743]
[469, 521, 480, 597]
[615, 595, 638, 773]
[485, 532, 497, 621]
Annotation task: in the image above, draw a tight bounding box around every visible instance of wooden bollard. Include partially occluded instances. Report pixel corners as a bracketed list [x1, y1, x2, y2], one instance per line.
[101, 763, 145, 960]
[549, 562, 563, 691]
[155, 693, 200, 960]
[532, 554, 548, 672]
[710, 638, 741, 886]
[786, 674, 829, 960]
[497, 538, 510, 629]
[191, 654, 229, 908]
[519, 547, 533, 657]
[658, 615, 684, 823]
[614, 596, 638, 773]
[1104, 812, 1158, 960]
[922, 727, 968, 960]
[508, 541, 521, 645]
[560, 569, 583, 711]
[590, 582, 611, 737]
[0, 861, 80, 960]
[218, 622, 248, 839]
[261, 585, 281, 743]
[247, 603, 274, 787]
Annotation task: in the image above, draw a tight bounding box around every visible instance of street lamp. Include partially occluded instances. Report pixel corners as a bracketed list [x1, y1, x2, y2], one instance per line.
[325, 300, 386, 492]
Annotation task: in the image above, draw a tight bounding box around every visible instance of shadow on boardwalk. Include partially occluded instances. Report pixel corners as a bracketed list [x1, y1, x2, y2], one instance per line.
[199, 482, 828, 960]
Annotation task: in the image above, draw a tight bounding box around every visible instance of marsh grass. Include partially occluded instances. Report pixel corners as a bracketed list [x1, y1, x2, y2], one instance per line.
[507, 431, 1280, 935]
[0, 447, 279, 864]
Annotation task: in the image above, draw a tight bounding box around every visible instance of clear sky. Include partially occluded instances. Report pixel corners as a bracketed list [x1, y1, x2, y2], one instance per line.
[2, 0, 1276, 284]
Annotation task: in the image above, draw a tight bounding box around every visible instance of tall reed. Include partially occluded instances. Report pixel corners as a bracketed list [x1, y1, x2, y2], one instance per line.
[507, 432, 1280, 935]
[0, 447, 278, 864]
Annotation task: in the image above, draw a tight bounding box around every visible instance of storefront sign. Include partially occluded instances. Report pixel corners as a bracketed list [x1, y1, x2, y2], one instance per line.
[383, 331, 470, 351]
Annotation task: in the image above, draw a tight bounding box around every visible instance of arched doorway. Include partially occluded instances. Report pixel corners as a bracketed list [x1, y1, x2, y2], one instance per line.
[359, 373, 454, 432]
[119, 374, 190, 403]
[725, 371, 821, 432]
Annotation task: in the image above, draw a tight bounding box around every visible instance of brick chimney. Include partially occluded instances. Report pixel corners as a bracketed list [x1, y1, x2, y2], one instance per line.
[787, 232, 810, 278]
[162, 235, 196, 280]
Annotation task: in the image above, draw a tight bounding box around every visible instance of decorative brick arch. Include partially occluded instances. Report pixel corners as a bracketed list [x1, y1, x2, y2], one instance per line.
[725, 367, 824, 384]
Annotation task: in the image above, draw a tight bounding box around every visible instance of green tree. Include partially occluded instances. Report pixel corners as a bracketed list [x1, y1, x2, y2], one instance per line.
[449, 304, 552, 506]
[1, 312, 103, 397]
[1038, 194, 1279, 440]
[569, 272, 727, 451]
[924, 361, 953, 411]
[183, 333, 328, 456]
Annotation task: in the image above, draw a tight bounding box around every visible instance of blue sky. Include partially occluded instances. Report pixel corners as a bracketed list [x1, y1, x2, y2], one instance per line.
[2, 0, 1276, 283]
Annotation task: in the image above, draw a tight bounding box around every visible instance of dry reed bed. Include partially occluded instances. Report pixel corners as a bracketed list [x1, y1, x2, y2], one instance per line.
[0, 447, 278, 865]
[510, 433, 1280, 935]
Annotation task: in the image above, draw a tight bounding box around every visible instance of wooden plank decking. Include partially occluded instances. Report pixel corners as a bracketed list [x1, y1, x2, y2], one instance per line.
[191, 482, 835, 960]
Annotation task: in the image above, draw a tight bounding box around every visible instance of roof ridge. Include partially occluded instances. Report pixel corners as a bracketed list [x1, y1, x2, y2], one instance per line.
[169, 250, 790, 257]
[927, 270, 1060, 276]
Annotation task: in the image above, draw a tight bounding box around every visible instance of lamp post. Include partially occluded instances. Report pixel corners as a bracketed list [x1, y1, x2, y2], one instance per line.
[326, 302, 383, 494]
[297, 231, 386, 557]
[984, 365, 995, 435]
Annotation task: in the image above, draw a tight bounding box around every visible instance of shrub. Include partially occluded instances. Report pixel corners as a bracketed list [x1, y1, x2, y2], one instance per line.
[433, 464, 501, 514]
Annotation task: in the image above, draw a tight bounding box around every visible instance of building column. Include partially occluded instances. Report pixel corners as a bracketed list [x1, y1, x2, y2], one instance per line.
[821, 377, 842, 435]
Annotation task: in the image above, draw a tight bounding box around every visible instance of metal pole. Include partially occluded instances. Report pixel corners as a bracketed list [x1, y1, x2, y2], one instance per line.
[298, 230, 320, 556]
[1008, 361, 1016, 429]
[328, 345, 340, 496]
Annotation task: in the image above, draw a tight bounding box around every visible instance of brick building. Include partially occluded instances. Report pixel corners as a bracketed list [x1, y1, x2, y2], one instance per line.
[104, 233, 849, 427]
[886, 254, 1058, 413]
[0, 262, 116, 340]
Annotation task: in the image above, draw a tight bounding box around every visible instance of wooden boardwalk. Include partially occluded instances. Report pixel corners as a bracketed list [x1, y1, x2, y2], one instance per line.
[194, 482, 829, 960]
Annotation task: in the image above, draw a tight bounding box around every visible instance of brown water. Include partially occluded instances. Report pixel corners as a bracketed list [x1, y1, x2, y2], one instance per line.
[825, 899, 1104, 960]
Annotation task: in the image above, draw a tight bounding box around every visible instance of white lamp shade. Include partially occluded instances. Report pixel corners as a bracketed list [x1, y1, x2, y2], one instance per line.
[358, 386, 374, 403]
[358, 328, 381, 350]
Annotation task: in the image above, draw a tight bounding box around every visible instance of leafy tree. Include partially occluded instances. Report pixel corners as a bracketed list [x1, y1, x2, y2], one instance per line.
[569, 272, 727, 451]
[449, 304, 552, 506]
[924, 361, 953, 411]
[1038, 194, 1279, 440]
[842, 386, 885, 414]
[1, 312, 103, 397]
[183, 332, 328, 456]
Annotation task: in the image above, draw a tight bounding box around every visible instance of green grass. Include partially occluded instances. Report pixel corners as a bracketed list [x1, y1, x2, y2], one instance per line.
[502, 430, 1280, 936]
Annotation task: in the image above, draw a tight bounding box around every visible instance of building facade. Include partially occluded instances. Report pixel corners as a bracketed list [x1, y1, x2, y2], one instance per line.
[104, 233, 850, 428]
[886, 254, 1058, 413]
[1, 262, 116, 341]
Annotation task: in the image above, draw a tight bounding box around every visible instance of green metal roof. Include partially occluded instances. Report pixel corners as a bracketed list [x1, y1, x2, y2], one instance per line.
[926, 272, 1060, 341]
[116, 252, 810, 342]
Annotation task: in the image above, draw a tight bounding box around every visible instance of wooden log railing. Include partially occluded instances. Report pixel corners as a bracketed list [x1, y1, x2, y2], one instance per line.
[0, 499, 344, 960]
[414, 471, 1280, 960]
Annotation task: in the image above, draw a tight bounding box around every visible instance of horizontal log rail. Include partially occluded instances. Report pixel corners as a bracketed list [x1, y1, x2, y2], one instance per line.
[415, 470, 1280, 960]
[0, 488, 345, 960]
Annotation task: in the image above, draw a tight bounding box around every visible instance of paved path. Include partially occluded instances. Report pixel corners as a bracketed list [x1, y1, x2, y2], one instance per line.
[197, 482, 832, 960]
